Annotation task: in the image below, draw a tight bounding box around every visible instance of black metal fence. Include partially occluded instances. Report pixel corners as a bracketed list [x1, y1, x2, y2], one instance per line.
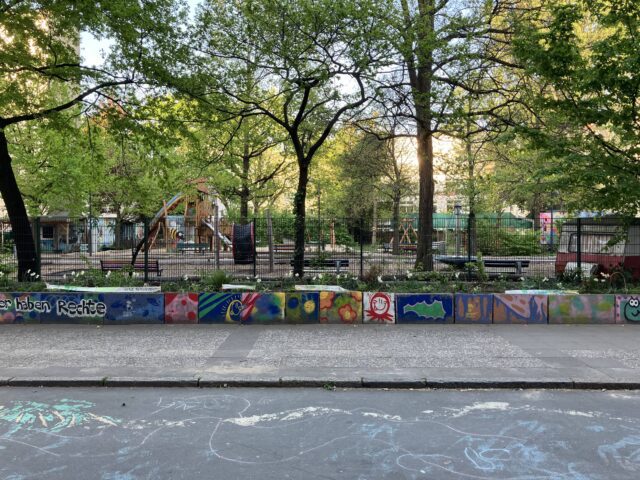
[1, 215, 639, 282]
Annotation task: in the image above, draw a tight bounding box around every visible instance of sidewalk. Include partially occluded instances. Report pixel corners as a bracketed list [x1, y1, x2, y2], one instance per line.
[2, 324, 640, 389]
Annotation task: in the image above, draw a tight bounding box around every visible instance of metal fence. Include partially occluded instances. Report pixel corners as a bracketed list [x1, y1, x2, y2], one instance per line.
[1, 215, 639, 282]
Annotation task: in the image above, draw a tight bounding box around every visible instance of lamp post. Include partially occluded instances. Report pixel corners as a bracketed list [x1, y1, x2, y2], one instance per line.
[454, 202, 462, 257]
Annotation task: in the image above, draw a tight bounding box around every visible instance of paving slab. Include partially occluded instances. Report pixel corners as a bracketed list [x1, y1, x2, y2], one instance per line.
[2, 324, 640, 388]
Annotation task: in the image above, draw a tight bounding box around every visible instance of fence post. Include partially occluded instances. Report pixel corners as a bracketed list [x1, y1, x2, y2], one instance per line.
[143, 216, 149, 283]
[467, 213, 472, 281]
[253, 218, 257, 278]
[34, 216, 41, 277]
[267, 211, 274, 273]
[576, 217, 582, 281]
[214, 203, 220, 270]
[359, 217, 364, 278]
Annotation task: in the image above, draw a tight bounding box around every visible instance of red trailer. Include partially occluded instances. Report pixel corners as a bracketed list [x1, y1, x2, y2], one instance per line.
[555, 218, 640, 279]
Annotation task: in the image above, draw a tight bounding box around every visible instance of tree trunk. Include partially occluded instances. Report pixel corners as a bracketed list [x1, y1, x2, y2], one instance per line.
[392, 192, 401, 255]
[292, 159, 309, 277]
[240, 153, 250, 223]
[0, 130, 38, 280]
[371, 199, 377, 245]
[415, 125, 434, 270]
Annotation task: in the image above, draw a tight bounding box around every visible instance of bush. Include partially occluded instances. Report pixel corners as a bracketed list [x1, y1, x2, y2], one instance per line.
[476, 220, 542, 256]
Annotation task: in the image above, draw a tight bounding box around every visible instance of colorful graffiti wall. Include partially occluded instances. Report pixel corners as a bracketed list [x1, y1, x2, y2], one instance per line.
[493, 294, 548, 324]
[285, 293, 320, 324]
[395, 294, 454, 324]
[455, 294, 493, 324]
[319, 292, 362, 324]
[199, 293, 285, 324]
[549, 295, 616, 324]
[616, 296, 640, 324]
[363, 292, 395, 324]
[165, 293, 199, 324]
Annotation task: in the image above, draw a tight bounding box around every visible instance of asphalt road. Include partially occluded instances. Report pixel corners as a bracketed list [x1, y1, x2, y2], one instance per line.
[2, 388, 640, 479]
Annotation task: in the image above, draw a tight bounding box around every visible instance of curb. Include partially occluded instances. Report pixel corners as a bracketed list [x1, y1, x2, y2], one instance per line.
[2, 378, 640, 390]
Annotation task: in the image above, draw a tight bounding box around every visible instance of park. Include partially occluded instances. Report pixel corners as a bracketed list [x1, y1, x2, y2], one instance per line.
[1, 1, 640, 479]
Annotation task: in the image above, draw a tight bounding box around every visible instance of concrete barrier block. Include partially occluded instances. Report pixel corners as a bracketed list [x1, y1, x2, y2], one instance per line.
[37, 293, 106, 324]
[103, 294, 164, 324]
[285, 292, 320, 324]
[493, 294, 548, 324]
[549, 294, 616, 324]
[616, 295, 640, 324]
[319, 291, 362, 324]
[1, 292, 43, 324]
[243, 293, 285, 324]
[164, 293, 198, 324]
[455, 294, 493, 324]
[395, 294, 454, 324]
[363, 292, 395, 324]
[199, 293, 242, 323]
[199, 293, 285, 324]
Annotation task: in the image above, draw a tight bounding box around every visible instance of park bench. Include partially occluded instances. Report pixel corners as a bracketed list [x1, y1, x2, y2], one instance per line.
[435, 255, 530, 276]
[177, 242, 208, 254]
[274, 244, 295, 253]
[100, 259, 162, 276]
[290, 258, 349, 273]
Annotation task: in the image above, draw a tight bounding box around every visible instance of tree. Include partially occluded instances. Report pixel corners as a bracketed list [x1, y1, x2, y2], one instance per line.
[190, 0, 394, 276]
[0, 0, 184, 279]
[512, 0, 640, 215]
[384, 0, 525, 269]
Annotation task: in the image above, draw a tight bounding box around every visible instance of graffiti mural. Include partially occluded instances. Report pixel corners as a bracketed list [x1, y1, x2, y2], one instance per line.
[38, 293, 108, 325]
[549, 295, 616, 324]
[103, 294, 164, 324]
[285, 293, 319, 324]
[199, 293, 285, 324]
[164, 293, 199, 324]
[0, 293, 42, 324]
[395, 294, 454, 324]
[319, 291, 362, 324]
[455, 294, 493, 324]
[616, 296, 640, 324]
[493, 295, 548, 324]
[363, 292, 395, 324]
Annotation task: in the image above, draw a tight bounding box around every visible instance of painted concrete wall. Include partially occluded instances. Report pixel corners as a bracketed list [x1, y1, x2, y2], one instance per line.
[396, 294, 454, 324]
[0, 291, 635, 325]
[493, 294, 548, 324]
[616, 295, 640, 324]
[549, 295, 616, 324]
[455, 294, 493, 324]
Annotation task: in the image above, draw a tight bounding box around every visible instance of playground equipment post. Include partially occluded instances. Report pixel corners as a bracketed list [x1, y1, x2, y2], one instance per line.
[143, 216, 150, 282]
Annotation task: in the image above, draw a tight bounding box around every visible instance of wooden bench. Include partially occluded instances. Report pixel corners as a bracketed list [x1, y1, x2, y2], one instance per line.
[483, 259, 530, 276]
[100, 259, 162, 276]
[274, 244, 295, 253]
[290, 259, 349, 273]
[177, 242, 208, 254]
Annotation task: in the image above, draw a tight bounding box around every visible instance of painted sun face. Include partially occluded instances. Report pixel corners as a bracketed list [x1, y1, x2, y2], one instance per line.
[371, 295, 390, 314]
[624, 298, 640, 322]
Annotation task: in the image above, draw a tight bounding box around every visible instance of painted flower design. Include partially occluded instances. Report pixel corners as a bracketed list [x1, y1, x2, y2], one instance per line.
[338, 304, 358, 323]
[319, 292, 335, 310]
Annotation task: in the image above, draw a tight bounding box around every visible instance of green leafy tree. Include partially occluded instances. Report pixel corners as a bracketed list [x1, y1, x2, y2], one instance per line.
[0, 0, 184, 279]
[512, 0, 640, 215]
[189, 0, 394, 276]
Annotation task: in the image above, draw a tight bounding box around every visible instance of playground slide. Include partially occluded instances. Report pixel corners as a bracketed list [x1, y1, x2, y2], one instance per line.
[148, 192, 184, 228]
[203, 220, 232, 246]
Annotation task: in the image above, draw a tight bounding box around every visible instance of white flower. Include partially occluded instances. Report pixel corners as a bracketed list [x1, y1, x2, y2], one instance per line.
[183, 274, 188, 281]
[80, 271, 85, 276]
[377, 276, 383, 283]
[318, 274, 323, 279]
[71, 271, 76, 276]
[455, 272, 460, 279]
[295, 273, 299, 277]
[407, 271, 413, 279]
[256, 278, 262, 283]
[26, 269, 31, 274]
[35, 274, 40, 279]
[30, 272, 36, 277]
[63, 274, 67, 280]
[542, 277, 548, 283]
[519, 277, 525, 282]
[0, 272, 4, 277]
[105, 270, 111, 278]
